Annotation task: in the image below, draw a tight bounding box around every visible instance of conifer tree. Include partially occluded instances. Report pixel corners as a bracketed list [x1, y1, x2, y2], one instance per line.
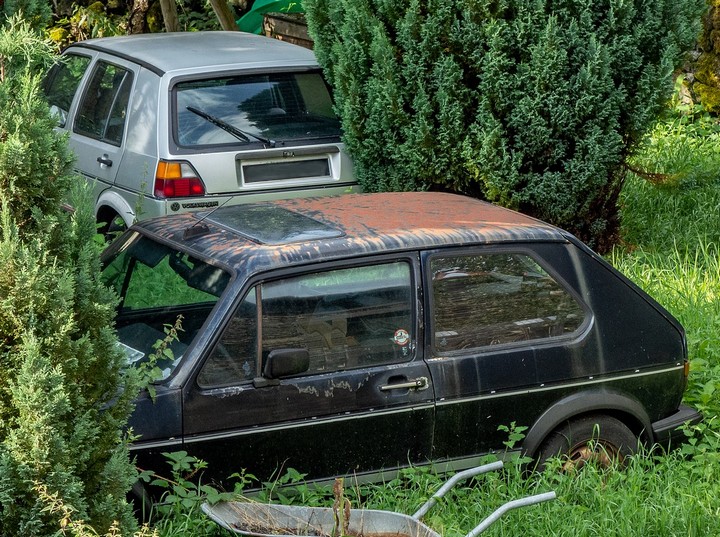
[305, 0, 706, 251]
[0, 16, 138, 536]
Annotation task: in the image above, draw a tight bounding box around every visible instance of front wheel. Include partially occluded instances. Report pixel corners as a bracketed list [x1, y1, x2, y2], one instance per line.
[535, 414, 638, 472]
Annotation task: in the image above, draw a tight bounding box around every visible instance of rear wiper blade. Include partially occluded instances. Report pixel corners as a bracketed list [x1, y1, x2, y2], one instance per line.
[186, 106, 275, 147]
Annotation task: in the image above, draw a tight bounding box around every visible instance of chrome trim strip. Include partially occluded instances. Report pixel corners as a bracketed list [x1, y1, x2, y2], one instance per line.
[237, 145, 341, 160]
[182, 402, 435, 445]
[436, 363, 684, 407]
[129, 437, 183, 452]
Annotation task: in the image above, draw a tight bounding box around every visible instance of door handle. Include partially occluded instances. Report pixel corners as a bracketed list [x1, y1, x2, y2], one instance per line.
[380, 376, 429, 391]
[97, 155, 113, 167]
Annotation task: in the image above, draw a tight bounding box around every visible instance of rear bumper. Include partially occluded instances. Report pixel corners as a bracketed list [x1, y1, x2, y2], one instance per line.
[651, 404, 703, 448]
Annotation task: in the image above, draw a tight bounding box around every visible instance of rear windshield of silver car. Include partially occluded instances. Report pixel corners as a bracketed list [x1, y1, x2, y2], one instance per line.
[173, 70, 342, 148]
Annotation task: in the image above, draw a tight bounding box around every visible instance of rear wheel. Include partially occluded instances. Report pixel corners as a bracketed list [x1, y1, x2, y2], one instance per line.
[98, 212, 128, 243]
[535, 414, 638, 472]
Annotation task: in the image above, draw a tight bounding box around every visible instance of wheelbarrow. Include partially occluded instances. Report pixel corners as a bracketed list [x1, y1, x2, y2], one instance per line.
[202, 461, 556, 537]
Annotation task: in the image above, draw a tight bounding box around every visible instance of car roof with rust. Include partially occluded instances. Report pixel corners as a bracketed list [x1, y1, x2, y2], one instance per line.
[67, 31, 317, 75]
[135, 192, 571, 270]
[136, 192, 571, 272]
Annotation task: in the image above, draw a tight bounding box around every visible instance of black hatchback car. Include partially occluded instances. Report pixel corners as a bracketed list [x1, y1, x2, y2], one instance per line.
[101, 192, 701, 484]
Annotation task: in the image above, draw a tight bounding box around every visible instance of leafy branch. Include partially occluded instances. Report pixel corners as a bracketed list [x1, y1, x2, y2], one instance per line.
[135, 315, 184, 401]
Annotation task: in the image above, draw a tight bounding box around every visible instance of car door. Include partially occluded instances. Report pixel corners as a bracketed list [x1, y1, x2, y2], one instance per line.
[422, 247, 588, 462]
[181, 256, 435, 484]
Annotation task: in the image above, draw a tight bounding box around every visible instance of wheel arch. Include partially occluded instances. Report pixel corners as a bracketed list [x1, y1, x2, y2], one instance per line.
[522, 390, 654, 459]
[95, 190, 136, 230]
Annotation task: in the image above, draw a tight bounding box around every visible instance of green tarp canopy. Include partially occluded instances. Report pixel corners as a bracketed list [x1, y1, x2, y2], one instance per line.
[236, 0, 305, 34]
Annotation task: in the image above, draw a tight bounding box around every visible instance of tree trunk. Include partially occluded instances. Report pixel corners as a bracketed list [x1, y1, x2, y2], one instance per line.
[159, 0, 180, 32]
[210, 0, 239, 31]
[128, 0, 149, 34]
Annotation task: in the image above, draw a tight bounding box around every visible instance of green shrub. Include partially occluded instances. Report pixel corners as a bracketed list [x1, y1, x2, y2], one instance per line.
[0, 17, 138, 536]
[305, 0, 705, 252]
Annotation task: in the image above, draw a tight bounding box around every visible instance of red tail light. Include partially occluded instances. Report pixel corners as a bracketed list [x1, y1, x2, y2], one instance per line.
[154, 161, 206, 198]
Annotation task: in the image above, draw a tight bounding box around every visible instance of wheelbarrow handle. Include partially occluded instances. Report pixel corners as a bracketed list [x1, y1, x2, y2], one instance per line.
[411, 461, 504, 520]
[464, 491, 557, 537]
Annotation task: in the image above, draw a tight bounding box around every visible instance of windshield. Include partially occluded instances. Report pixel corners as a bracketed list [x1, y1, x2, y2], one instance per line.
[102, 232, 231, 380]
[174, 71, 342, 147]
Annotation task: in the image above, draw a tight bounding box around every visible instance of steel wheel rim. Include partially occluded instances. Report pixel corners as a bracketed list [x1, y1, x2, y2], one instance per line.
[562, 441, 622, 472]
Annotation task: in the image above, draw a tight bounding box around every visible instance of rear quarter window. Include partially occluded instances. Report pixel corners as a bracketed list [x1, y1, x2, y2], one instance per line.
[430, 251, 585, 354]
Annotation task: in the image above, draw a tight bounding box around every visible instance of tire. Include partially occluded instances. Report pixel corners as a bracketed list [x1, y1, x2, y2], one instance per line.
[535, 414, 638, 472]
[101, 214, 128, 243]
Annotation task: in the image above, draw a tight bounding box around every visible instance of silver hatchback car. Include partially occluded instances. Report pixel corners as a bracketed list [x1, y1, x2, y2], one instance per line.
[44, 31, 358, 232]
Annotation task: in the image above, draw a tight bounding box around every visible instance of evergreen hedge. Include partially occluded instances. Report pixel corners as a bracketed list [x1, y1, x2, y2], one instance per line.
[305, 0, 706, 251]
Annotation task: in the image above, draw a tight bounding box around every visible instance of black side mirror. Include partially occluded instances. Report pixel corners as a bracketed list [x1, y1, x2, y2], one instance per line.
[253, 348, 310, 388]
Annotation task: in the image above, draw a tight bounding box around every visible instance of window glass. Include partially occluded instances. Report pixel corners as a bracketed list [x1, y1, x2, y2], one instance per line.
[431, 253, 585, 353]
[74, 61, 133, 144]
[101, 233, 230, 379]
[198, 262, 414, 387]
[197, 290, 258, 387]
[174, 71, 342, 147]
[44, 54, 91, 127]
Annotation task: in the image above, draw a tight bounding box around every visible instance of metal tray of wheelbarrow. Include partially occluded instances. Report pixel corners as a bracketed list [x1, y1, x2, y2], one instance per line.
[202, 461, 555, 537]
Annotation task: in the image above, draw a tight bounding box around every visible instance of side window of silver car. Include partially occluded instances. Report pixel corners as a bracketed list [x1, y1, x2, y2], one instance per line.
[44, 54, 92, 128]
[74, 61, 133, 145]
